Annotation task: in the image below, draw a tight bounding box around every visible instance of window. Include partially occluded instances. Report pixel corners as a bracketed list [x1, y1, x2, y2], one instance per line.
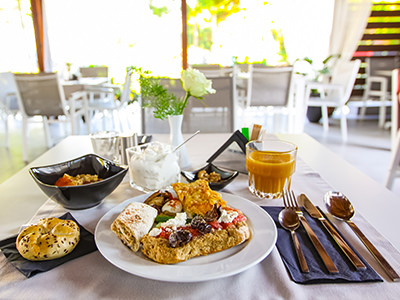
[0, 0, 38, 72]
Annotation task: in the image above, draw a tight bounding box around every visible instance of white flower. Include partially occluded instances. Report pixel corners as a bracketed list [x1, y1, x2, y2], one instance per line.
[181, 67, 216, 98]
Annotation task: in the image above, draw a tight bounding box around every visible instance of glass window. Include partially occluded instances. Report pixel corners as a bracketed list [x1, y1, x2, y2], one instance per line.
[0, 0, 38, 72]
[45, 0, 182, 83]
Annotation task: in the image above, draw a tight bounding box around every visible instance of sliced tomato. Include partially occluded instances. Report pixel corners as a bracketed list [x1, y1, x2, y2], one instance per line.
[220, 222, 234, 229]
[223, 206, 247, 223]
[159, 228, 171, 240]
[181, 226, 201, 238]
[233, 213, 247, 223]
[209, 220, 223, 230]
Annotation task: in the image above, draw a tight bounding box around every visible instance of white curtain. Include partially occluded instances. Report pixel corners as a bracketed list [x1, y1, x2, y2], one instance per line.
[329, 0, 372, 61]
[276, 0, 335, 66]
[277, 0, 371, 67]
[42, 0, 53, 72]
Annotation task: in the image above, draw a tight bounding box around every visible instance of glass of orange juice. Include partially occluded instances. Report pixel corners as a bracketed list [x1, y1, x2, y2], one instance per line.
[246, 140, 297, 199]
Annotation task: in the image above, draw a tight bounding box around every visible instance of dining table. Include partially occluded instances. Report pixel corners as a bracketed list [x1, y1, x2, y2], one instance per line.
[1, 132, 400, 299]
[62, 78, 120, 134]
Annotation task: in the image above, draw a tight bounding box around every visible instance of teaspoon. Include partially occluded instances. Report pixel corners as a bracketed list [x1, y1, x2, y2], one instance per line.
[173, 130, 200, 153]
[324, 191, 400, 281]
[279, 208, 309, 273]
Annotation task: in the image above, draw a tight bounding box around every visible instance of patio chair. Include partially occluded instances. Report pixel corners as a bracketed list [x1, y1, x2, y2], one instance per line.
[304, 59, 361, 142]
[241, 64, 303, 133]
[360, 57, 395, 128]
[0, 72, 19, 148]
[190, 65, 233, 78]
[385, 68, 400, 189]
[14, 72, 86, 162]
[79, 66, 108, 78]
[83, 68, 133, 132]
[186, 76, 234, 133]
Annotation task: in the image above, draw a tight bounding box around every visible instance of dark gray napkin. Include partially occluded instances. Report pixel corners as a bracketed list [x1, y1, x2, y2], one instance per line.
[0, 212, 97, 278]
[262, 206, 383, 284]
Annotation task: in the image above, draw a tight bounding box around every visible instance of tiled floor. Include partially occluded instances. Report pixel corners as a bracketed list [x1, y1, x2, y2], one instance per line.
[303, 117, 400, 195]
[1, 111, 400, 197]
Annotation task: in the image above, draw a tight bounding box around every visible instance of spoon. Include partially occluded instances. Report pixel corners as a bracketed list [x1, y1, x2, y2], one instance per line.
[324, 191, 400, 281]
[173, 130, 200, 153]
[279, 208, 309, 273]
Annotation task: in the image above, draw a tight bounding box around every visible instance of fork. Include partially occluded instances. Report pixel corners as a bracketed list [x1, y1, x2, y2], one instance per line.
[285, 190, 339, 274]
[281, 192, 309, 273]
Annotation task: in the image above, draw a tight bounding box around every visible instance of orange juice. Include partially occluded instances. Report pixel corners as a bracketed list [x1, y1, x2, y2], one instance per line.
[246, 140, 297, 199]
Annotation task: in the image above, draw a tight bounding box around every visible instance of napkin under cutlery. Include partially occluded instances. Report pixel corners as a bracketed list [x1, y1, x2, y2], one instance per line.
[262, 206, 382, 284]
[0, 212, 97, 278]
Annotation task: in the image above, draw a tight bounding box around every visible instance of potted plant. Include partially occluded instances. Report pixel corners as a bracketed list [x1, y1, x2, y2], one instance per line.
[133, 66, 215, 167]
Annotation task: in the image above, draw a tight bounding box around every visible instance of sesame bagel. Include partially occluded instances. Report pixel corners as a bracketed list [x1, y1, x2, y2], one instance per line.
[16, 217, 80, 261]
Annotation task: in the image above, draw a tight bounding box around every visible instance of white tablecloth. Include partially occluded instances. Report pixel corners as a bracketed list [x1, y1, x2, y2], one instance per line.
[2, 156, 400, 300]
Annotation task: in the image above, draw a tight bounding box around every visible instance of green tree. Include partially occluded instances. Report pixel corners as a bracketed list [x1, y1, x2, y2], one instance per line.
[149, 0, 241, 51]
[149, 0, 241, 23]
[188, 0, 241, 24]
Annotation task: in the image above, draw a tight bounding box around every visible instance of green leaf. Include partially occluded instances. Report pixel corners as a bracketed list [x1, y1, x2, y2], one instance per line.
[136, 68, 186, 120]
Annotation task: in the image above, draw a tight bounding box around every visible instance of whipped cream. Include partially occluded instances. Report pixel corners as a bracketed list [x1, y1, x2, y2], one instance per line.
[128, 142, 180, 191]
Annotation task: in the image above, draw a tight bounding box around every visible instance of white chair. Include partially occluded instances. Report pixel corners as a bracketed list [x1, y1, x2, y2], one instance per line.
[385, 69, 400, 189]
[186, 76, 234, 133]
[14, 72, 86, 162]
[190, 65, 233, 78]
[198, 67, 233, 79]
[241, 64, 303, 133]
[0, 72, 19, 148]
[79, 66, 108, 79]
[83, 68, 133, 132]
[304, 59, 361, 142]
[360, 57, 393, 128]
[391, 69, 400, 150]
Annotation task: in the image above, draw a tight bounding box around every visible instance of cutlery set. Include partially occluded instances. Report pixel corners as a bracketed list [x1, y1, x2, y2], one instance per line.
[280, 190, 400, 281]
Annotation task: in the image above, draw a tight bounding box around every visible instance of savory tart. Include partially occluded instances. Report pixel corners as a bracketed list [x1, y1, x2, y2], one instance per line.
[111, 179, 251, 264]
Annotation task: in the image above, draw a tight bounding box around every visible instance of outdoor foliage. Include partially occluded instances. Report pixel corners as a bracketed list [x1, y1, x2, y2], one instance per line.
[188, 0, 241, 24]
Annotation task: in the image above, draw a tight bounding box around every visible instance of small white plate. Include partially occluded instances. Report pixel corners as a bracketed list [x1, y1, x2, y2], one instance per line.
[95, 192, 277, 282]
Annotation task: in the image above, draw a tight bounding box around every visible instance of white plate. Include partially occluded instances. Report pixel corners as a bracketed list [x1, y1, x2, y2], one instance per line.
[95, 192, 277, 282]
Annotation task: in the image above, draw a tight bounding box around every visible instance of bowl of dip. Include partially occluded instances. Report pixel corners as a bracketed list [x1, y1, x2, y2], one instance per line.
[126, 142, 180, 192]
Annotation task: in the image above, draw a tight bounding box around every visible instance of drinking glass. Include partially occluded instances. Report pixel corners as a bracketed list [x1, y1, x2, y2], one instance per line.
[90, 131, 120, 163]
[246, 139, 297, 199]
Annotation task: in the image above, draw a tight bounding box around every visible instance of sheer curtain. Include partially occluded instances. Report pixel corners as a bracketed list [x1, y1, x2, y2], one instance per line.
[329, 0, 372, 61]
[275, 0, 335, 66]
[276, 0, 371, 66]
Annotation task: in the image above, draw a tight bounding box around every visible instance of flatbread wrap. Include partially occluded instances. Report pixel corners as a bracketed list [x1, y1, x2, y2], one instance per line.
[111, 202, 158, 252]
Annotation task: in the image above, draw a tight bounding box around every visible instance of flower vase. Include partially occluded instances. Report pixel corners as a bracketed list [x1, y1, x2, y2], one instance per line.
[168, 115, 190, 169]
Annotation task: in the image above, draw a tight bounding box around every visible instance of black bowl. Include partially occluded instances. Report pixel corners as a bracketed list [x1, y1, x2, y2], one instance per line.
[181, 163, 239, 191]
[29, 154, 128, 210]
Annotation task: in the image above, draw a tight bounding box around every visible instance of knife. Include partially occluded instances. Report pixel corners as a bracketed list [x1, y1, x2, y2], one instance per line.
[299, 193, 366, 270]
